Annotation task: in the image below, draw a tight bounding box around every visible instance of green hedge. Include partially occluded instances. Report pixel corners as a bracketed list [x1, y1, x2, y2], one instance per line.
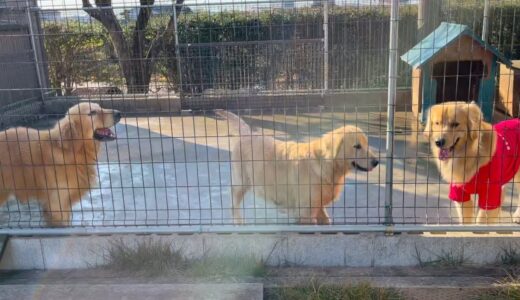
[167, 7, 418, 92]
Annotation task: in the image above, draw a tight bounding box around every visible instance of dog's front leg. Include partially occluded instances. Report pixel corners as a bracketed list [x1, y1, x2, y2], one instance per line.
[476, 208, 501, 224]
[513, 173, 520, 223]
[298, 207, 320, 225]
[477, 192, 503, 224]
[454, 201, 475, 224]
[513, 206, 520, 224]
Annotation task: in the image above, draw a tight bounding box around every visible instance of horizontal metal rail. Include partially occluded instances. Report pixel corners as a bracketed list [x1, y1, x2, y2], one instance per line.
[178, 39, 323, 48]
[1, 224, 519, 236]
[32, 0, 372, 12]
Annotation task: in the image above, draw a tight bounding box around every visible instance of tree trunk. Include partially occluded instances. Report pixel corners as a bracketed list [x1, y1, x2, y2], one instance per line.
[53, 82, 63, 96]
[83, 0, 184, 94]
[109, 34, 152, 94]
[125, 61, 152, 93]
[64, 79, 73, 96]
[127, 2, 153, 94]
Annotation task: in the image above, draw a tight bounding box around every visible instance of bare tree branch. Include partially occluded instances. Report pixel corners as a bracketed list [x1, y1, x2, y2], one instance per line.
[82, 0, 133, 83]
[82, 0, 123, 38]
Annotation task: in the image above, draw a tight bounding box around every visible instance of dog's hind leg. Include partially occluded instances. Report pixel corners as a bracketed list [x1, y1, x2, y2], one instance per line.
[232, 186, 247, 224]
[477, 207, 501, 224]
[0, 190, 11, 207]
[43, 189, 72, 227]
[512, 172, 520, 223]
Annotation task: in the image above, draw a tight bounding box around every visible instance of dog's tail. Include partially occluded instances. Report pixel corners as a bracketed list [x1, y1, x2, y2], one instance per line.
[214, 110, 252, 135]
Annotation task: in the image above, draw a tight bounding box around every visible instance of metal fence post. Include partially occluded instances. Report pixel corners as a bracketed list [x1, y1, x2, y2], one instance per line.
[385, 0, 399, 226]
[25, 0, 45, 102]
[173, 4, 183, 99]
[323, 0, 329, 94]
[482, 0, 489, 42]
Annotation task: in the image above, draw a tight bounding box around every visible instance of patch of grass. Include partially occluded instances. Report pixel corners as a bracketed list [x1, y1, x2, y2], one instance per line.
[425, 249, 468, 267]
[414, 244, 469, 267]
[101, 239, 266, 278]
[476, 244, 520, 299]
[265, 280, 403, 300]
[477, 290, 520, 300]
[188, 253, 267, 278]
[476, 271, 520, 300]
[102, 238, 187, 276]
[498, 244, 520, 266]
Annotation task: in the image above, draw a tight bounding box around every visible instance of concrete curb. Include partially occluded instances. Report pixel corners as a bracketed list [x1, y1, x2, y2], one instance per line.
[1, 232, 520, 269]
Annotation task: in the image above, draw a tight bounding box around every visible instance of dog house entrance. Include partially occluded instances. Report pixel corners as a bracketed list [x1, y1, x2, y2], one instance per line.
[433, 60, 486, 103]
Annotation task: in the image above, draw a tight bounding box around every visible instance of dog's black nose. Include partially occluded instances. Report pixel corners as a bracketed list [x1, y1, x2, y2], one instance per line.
[371, 159, 379, 167]
[113, 110, 122, 123]
[435, 138, 445, 148]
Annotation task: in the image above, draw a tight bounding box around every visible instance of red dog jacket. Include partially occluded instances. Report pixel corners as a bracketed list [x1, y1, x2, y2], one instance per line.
[449, 119, 520, 210]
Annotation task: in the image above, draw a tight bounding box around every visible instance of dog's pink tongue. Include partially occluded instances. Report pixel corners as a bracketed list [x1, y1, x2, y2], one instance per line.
[95, 128, 115, 138]
[439, 148, 450, 161]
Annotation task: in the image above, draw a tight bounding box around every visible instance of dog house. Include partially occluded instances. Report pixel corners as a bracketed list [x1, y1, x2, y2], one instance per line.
[401, 22, 511, 122]
[498, 61, 520, 117]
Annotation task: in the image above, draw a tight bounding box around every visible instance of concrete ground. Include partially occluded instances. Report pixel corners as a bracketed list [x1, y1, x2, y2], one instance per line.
[0, 109, 519, 227]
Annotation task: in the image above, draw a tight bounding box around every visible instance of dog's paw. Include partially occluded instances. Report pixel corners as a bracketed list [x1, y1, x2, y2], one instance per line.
[43, 211, 71, 227]
[298, 217, 318, 225]
[318, 217, 331, 225]
[45, 218, 70, 228]
[233, 218, 245, 225]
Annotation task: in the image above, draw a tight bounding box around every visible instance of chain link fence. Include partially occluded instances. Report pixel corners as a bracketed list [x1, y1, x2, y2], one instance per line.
[0, 0, 519, 233]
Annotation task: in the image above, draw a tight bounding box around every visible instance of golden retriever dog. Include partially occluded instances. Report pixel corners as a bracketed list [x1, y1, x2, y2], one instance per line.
[0, 102, 121, 226]
[424, 101, 520, 224]
[216, 110, 378, 224]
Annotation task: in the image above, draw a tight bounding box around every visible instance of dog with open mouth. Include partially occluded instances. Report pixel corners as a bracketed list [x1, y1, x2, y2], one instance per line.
[216, 110, 379, 225]
[424, 101, 520, 224]
[0, 102, 121, 226]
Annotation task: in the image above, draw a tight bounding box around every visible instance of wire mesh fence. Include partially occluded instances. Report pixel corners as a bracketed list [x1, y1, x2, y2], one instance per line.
[0, 0, 520, 232]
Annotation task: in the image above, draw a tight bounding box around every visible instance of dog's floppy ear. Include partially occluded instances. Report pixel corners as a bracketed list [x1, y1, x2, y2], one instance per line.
[467, 102, 484, 141]
[53, 117, 79, 149]
[315, 130, 346, 160]
[312, 130, 346, 177]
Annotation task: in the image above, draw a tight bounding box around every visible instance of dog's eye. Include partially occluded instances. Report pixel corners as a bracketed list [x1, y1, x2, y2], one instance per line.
[88, 110, 98, 116]
[353, 144, 362, 150]
[450, 122, 460, 128]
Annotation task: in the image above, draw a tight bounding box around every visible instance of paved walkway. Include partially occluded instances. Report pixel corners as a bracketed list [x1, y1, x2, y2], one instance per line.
[0, 283, 263, 300]
[0, 267, 507, 300]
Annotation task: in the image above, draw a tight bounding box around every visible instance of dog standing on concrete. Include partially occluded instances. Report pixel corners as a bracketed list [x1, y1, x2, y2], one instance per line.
[216, 110, 378, 225]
